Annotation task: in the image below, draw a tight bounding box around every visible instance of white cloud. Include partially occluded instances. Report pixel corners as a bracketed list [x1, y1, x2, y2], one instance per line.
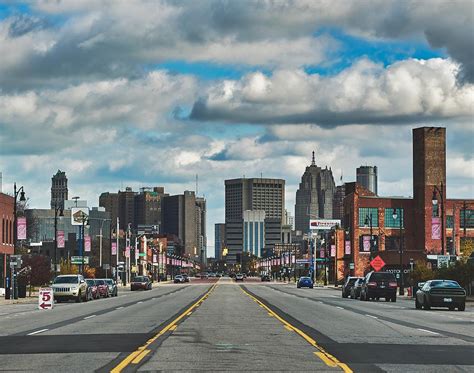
[191, 58, 474, 125]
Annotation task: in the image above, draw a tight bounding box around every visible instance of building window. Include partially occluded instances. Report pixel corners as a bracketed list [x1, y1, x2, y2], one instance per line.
[384, 208, 404, 228]
[460, 210, 474, 229]
[358, 208, 378, 227]
[446, 215, 454, 229]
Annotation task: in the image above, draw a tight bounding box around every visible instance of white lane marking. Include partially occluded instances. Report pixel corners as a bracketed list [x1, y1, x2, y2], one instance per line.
[336, 306, 344, 310]
[27, 329, 48, 335]
[116, 306, 124, 310]
[365, 314, 378, 319]
[417, 328, 440, 335]
[137, 301, 143, 304]
[84, 315, 96, 320]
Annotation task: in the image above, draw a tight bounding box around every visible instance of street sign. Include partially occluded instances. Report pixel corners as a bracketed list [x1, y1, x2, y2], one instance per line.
[102, 264, 110, 270]
[370, 255, 386, 272]
[296, 259, 311, 264]
[71, 256, 89, 265]
[38, 287, 54, 310]
[437, 255, 450, 268]
[349, 263, 355, 270]
[138, 252, 146, 257]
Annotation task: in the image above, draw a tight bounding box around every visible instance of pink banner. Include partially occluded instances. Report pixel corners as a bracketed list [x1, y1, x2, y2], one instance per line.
[17, 217, 26, 240]
[125, 246, 130, 258]
[431, 217, 441, 239]
[344, 240, 351, 255]
[57, 230, 65, 248]
[111, 242, 117, 256]
[363, 236, 371, 252]
[331, 245, 336, 257]
[84, 235, 91, 252]
[320, 249, 325, 258]
[153, 254, 157, 264]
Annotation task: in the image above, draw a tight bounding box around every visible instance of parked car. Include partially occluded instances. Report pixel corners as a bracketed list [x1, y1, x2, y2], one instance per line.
[52, 275, 88, 303]
[174, 275, 185, 283]
[342, 277, 362, 298]
[182, 274, 190, 283]
[235, 273, 244, 281]
[415, 280, 466, 311]
[297, 276, 314, 289]
[104, 278, 118, 297]
[360, 271, 397, 302]
[131, 276, 152, 291]
[95, 279, 110, 298]
[261, 274, 271, 282]
[350, 278, 365, 299]
[86, 279, 100, 299]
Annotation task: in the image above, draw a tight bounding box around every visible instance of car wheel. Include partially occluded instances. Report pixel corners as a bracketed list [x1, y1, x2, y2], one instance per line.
[391, 296, 397, 303]
[76, 291, 82, 303]
[458, 304, 465, 311]
[448, 306, 455, 311]
[415, 298, 422, 309]
[385, 297, 390, 302]
[423, 296, 431, 310]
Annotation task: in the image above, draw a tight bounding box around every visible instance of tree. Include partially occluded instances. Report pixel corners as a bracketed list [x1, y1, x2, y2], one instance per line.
[18, 255, 52, 295]
[410, 260, 434, 284]
[59, 258, 79, 275]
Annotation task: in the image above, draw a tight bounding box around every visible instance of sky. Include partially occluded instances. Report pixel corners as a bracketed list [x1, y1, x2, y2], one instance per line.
[0, 0, 473, 257]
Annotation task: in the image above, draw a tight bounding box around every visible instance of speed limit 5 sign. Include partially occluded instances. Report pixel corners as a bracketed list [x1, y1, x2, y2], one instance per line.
[38, 287, 54, 310]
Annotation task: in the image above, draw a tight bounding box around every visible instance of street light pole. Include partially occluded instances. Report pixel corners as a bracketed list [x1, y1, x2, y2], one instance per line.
[393, 208, 404, 295]
[12, 183, 26, 300]
[53, 204, 64, 276]
[365, 214, 374, 260]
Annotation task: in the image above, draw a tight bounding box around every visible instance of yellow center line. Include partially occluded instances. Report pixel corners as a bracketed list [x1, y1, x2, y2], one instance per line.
[111, 284, 218, 373]
[240, 287, 352, 373]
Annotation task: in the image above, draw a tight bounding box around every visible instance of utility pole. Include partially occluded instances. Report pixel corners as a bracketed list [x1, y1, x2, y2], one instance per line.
[116, 217, 119, 285]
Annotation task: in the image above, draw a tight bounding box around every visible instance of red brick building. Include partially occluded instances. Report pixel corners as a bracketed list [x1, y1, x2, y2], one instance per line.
[0, 192, 15, 289]
[334, 127, 474, 282]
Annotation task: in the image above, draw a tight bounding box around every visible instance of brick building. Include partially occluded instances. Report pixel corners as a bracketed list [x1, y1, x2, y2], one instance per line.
[0, 192, 14, 290]
[331, 127, 474, 283]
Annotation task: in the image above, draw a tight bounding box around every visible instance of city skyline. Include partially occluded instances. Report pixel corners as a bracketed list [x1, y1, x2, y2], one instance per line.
[0, 1, 473, 257]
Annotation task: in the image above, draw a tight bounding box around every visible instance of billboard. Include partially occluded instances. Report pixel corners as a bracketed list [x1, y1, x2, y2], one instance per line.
[309, 219, 341, 230]
[71, 207, 89, 226]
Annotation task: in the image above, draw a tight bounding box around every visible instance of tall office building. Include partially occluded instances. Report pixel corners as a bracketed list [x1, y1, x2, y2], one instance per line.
[51, 170, 68, 209]
[294, 152, 336, 234]
[214, 223, 226, 260]
[356, 166, 378, 195]
[225, 178, 285, 263]
[333, 184, 346, 223]
[135, 187, 168, 229]
[118, 187, 136, 230]
[161, 191, 206, 259]
[99, 192, 119, 225]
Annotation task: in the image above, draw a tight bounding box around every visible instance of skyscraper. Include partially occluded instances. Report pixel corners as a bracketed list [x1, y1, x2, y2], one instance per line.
[294, 152, 336, 234]
[195, 197, 207, 264]
[51, 170, 68, 209]
[356, 166, 378, 195]
[135, 187, 168, 229]
[333, 184, 346, 223]
[225, 178, 285, 263]
[214, 223, 225, 260]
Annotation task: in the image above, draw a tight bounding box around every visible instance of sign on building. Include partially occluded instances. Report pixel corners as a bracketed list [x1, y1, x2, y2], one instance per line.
[309, 219, 341, 230]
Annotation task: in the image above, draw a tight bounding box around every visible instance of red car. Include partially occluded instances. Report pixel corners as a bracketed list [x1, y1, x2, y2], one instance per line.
[95, 279, 110, 298]
[131, 276, 152, 291]
[86, 279, 99, 299]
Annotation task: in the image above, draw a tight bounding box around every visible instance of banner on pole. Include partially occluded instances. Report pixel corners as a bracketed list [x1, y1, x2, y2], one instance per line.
[84, 235, 91, 252]
[17, 217, 27, 240]
[57, 230, 65, 248]
[431, 217, 441, 239]
[111, 242, 117, 256]
[344, 240, 351, 255]
[331, 245, 336, 257]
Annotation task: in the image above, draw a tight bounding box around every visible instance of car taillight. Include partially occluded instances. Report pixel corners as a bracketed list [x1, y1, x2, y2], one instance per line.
[367, 282, 377, 287]
[389, 282, 398, 288]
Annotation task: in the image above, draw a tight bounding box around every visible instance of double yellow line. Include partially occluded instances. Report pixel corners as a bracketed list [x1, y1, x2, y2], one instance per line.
[111, 284, 218, 373]
[241, 287, 352, 373]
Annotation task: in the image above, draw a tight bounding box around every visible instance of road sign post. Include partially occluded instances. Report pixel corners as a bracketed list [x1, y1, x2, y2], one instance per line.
[38, 287, 54, 310]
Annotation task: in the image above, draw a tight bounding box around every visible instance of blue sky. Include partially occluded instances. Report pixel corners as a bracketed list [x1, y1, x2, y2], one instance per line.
[0, 1, 472, 256]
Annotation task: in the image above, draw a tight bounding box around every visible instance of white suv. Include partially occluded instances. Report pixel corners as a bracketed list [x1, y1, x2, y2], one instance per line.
[52, 275, 88, 303]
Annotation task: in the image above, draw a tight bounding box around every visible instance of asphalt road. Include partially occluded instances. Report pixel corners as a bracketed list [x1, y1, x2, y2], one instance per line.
[0, 278, 472, 372]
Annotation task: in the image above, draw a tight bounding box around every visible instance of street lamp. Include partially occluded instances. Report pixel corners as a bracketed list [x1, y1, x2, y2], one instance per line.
[53, 203, 64, 276]
[12, 183, 26, 299]
[364, 214, 375, 259]
[392, 208, 404, 295]
[432, 182, 445, 255]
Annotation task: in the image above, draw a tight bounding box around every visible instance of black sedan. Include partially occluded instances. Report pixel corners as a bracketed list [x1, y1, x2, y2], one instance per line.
[415, 280, 466, 311]
[131, 276, 152, 291]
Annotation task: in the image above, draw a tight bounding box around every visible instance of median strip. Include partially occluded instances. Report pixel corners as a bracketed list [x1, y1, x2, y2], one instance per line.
[240, 287, 352, 373]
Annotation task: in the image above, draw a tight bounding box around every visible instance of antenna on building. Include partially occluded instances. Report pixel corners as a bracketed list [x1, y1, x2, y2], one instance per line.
[311, 151, 315, 166]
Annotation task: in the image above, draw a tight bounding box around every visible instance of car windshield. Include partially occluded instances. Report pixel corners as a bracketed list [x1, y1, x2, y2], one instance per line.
[370, 273, 396, 281]
[347, 278, 357, 285]
[96, 280, 105, 285]
[430, 280, 461, 288]
[54, 276, 79, 284]
[133, 277, 146, 282]
[105, 279, 114, 285]
[300, 277, 311, 281]
[86, 279, 96, 286]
